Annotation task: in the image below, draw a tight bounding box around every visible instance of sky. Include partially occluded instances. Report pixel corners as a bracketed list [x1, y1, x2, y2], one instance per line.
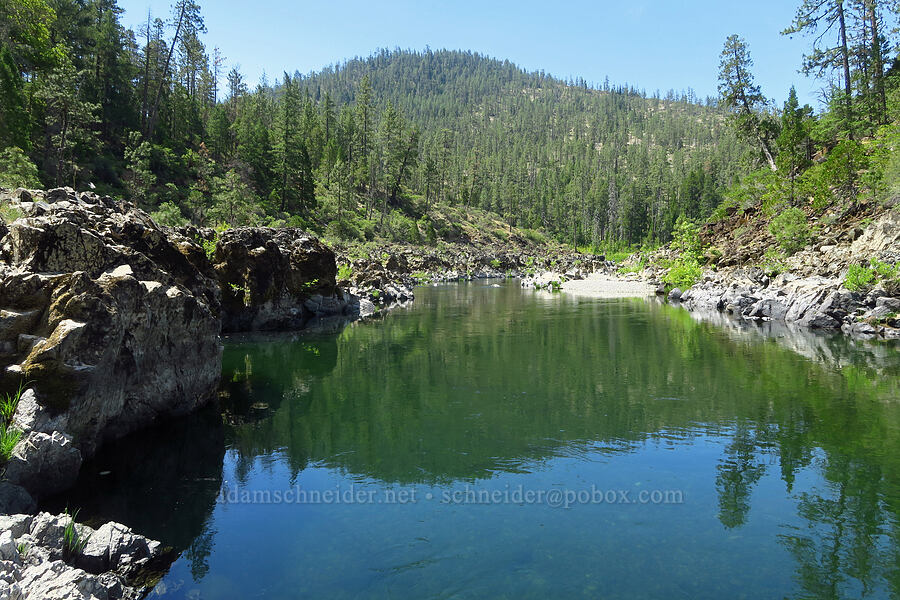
[116, 0, 823, 108]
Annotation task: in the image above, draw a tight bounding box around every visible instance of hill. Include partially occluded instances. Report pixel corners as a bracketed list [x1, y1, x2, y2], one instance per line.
[0, 0, 753, 250]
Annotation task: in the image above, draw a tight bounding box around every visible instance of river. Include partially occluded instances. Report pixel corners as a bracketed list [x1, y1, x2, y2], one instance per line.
[50, 280, 900, 599]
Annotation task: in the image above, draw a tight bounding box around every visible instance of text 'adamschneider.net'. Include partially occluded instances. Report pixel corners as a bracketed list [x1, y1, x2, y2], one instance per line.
[220, 484, 685, 509]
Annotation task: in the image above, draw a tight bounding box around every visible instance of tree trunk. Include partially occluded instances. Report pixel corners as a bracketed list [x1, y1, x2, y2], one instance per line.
[147, 2, 187, 137]
[868, 0, 887, 124]
[837, 0, 854, 137]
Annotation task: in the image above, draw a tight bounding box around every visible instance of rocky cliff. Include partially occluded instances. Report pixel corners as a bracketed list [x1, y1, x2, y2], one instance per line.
[0, 188, 360, 507]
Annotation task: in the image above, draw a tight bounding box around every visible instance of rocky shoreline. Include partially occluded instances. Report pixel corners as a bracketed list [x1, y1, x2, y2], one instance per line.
[646, 205, 900, 340]
[1, 186, 896, 599]
[0, 512, 166, 600]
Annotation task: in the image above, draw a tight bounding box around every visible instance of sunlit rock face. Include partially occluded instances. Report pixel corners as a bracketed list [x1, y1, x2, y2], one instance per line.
[0, 188, 223, 499]
[0, 187, 361, 501]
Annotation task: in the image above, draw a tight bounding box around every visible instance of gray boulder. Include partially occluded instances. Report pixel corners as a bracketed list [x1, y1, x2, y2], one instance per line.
[4, 432, 82, 497]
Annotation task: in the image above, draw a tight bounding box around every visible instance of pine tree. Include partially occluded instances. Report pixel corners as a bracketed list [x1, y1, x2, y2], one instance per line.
[718, 35, 778, 171]
[776, 87, 812, 203]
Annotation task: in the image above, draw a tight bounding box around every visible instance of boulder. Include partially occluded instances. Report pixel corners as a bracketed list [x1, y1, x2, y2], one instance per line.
[0, 512, 167, 600]
[0, 484, 36, 515]
[0, 194, 222, 497]
[209, 227, 340, 331]
[4, 432, 82, 497]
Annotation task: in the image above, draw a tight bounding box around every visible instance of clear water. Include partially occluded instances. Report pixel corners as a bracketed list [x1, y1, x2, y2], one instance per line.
[50, 281, 900, 599]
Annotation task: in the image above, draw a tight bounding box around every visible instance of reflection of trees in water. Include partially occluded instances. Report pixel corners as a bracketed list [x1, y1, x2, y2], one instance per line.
[778, 456, 889, 600]
[716, 425, 768, 529]
[220, 286, 900, 597]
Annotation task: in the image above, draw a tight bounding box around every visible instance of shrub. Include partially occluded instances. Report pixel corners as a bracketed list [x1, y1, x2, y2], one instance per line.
[821, 139, 868, 199]
[844, 259, 899, 292]
[796, 163, 833, 210]
[845, 263, 877, 291]
[150, 201, 188, 227]
[336, 264, 353, 281]
[0, 147, 41, 189]
[662, 218, 704, 290]
[664, 258, 702, 290]
[722, 169, 779, 212]
[326, 218, 364, 242]
[0, 201, 23, 224]
[761, 248, 788, 277]
[768, 208, 810, 255]
[521, 228, 546, 245]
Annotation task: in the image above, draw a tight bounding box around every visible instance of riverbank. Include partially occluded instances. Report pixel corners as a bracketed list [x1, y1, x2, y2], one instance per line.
[612, 200, 900, 340]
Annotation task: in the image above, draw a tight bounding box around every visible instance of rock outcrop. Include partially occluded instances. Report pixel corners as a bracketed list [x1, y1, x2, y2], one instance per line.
[676, 271, 900, 339]
[633, 202, 900, 339]
[0, 187, 358, 504]
[0, 189, 223, 502]
[182, 226, 350, 332]
[0, 512, 168, 600]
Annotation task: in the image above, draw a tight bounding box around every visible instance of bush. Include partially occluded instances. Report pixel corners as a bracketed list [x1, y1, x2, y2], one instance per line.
[844, 259, 899, 292]
[822, 139, 868, 199]
[722, 169, 779, 212]
[336, 264, 353, 281]
[663, 218, 704, 290]
[326, 218, 364, 242]
[150, 201, 188, 227]
[796, 163, 832, 210]
[761, 248, 788, 277]
[0, 147, 41, 189]
[664, 258, 703, 290]
[768, 208, 810, 255]
[844, 263, 877, 291]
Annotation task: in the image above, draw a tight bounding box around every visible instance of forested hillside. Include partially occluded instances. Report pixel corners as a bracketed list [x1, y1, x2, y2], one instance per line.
[0, 0, 752, 249]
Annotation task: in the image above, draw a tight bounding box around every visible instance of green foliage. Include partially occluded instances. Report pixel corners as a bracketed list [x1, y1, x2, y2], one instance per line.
[208, 170, 263, 227]
[0, 380, 24, 462]
[336, 264, 353, 281]
[717, 35, 777, 170]
[776, 87, 813, 200]
[663, 259, 703, 291]
[761, 248, 788, 277]
[521, 229, 546, 245]
[768, 208, 810, 255]
[796, 162, 833, 210]
[844, 259, 899, 292]
[844, 263, 878, 292]
[151, 201, 189, 227]
[721, 169, 779, 212]
[663, 218, 704, 290]
[489, 258, 501, 269]
[62, 509, 90, 563]
[0, 200, 23, 224]
[0, 425, 21, 462]
[820, 140, 868, 201]
[0, 146, 40, 189]
[0, 381, 25, 423]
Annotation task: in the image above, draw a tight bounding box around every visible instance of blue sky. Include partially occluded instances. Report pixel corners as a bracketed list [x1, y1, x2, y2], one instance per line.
[117, 0, 822, 108]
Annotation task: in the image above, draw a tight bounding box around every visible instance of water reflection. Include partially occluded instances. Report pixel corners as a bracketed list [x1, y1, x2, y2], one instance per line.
[49, 281, 900, 599]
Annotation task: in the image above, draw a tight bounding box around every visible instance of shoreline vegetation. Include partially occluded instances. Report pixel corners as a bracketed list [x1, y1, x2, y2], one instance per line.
[0, 185, 897, 600]
[2, 0, 900, 597]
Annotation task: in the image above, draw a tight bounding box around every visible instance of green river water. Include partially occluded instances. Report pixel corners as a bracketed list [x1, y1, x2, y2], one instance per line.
[52, 280, 900, 599]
